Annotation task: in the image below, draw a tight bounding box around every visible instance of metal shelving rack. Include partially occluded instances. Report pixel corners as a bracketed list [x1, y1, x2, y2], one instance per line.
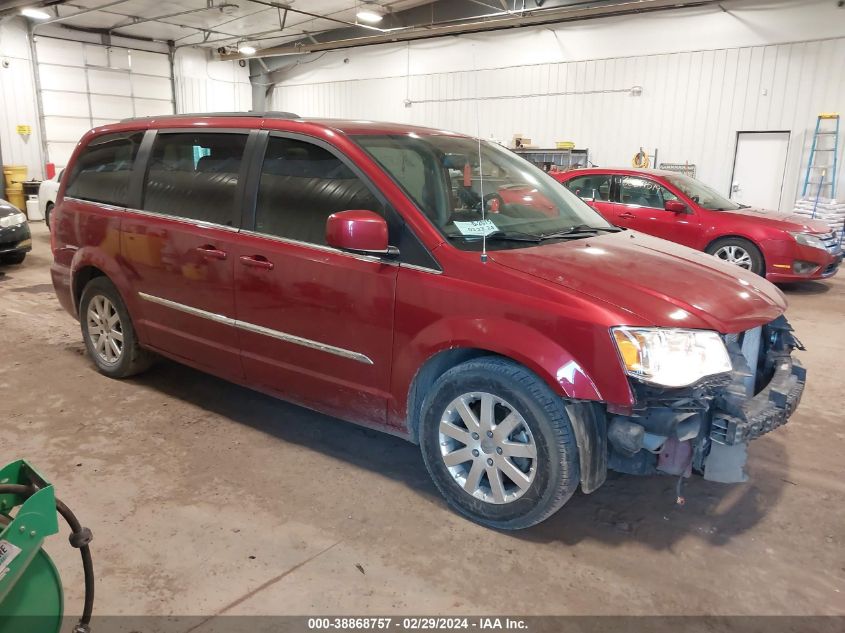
[512, 148, 590, 172]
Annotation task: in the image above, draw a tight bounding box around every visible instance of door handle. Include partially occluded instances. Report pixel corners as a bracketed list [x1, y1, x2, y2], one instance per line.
[618, 212, 635, 219]
[195, 244, 227, 260]
[239, 255, 274, 270]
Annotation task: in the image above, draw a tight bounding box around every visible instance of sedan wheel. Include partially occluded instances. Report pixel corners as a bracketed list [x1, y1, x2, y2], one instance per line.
[713, 244, 753, 269]
[439, 392, 537, 505]
[86, 295, 124, 364]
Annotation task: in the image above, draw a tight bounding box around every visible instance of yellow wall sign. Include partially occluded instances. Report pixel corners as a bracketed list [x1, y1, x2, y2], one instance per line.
[16, 125, 31, 135]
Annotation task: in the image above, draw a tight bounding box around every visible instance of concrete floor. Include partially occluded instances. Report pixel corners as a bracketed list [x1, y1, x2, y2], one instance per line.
[1, 223, 843, 617]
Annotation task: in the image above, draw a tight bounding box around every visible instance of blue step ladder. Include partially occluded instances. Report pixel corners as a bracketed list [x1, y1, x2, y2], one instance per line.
[801, 113, 840, 202]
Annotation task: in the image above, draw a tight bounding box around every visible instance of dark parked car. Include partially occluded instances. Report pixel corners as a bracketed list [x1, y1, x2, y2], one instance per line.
[51, 113, 805, 529]
[0, 199, 31, 265]
[553, 168, 842, 282]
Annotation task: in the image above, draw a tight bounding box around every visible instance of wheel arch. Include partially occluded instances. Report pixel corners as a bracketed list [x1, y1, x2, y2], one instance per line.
[705, 233, 766, 270]
[400, 319, 605, 442]
[72, 265, 107, 312]
[406, 347, 496, 443]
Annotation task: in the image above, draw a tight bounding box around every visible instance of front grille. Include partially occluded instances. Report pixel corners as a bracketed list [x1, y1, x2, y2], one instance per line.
[819, 232, 842, 255]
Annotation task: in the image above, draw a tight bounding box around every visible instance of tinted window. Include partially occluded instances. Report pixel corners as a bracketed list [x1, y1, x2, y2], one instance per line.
[618, 176, 677, 208]
[143, 132, 247, 226]
[65, 132, 143, 206]
[255, 136, 383, 245]
[565, 175, 611, 201]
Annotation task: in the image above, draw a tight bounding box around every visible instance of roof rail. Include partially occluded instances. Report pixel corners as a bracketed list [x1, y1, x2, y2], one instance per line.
[119, 111, 299, 122]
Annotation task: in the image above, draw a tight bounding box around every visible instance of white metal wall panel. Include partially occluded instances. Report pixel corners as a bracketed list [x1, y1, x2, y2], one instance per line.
[133, 99, 173, 117]
[131, 50, 171, 77]
[34, 36, 174, 168]
[273, 36, 845, 211]
[172, 48, 252, 114]
[0, 19, 45, 180]
[90, 95, 134, 120]
[131, 74, 173, 100]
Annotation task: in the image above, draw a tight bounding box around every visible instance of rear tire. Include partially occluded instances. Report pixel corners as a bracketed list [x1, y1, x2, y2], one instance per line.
[79, 277, 155, 378]
[0, 252, 26, 265]
[419, 357, 580, 530]
[45, 203, 54, 231]
[706, 237, 764, 276]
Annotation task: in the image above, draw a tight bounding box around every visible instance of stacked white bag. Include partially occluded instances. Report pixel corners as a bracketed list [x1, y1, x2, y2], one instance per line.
[793, 197, 845, 241]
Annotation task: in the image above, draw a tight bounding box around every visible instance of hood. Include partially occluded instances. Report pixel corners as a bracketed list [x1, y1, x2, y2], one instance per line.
[0, 199, 21, 217]
[720, 206, 831, 233]
[490, 231, 786, 333]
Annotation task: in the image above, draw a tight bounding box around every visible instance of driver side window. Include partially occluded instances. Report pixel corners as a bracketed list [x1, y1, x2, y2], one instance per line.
[617, 176, 677, 209]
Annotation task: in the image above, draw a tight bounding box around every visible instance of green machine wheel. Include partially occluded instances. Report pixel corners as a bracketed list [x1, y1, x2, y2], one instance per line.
[0, 461, 94, 633]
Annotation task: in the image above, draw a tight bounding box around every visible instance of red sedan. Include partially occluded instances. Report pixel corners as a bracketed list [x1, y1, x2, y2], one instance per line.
[553, 168, 842, 282]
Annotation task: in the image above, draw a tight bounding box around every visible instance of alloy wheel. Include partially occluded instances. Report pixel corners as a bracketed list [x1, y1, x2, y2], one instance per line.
[714, 244, 752, 269]
[438, 392, 537, 505]
[86, 295, 124, 364]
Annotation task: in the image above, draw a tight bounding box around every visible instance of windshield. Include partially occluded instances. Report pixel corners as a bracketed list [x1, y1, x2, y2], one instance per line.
[355, 134, 614, 250]
[664, 173, 741, 211]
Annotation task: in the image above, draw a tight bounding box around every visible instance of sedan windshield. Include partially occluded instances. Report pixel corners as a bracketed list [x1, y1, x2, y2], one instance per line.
[355, 134, 614, 250]
[664, 173, 741, 211]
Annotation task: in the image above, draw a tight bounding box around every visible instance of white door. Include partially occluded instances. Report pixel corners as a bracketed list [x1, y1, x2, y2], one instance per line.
[35, 38, 174, 170]
[730, 132, 790, 210]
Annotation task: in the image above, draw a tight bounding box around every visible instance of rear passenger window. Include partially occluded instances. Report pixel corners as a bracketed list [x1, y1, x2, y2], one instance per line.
[143, 132, 247, 226]
[65, 132, 143, 206]
[255, 137, 383, 245]
[565, 175, 611, 201]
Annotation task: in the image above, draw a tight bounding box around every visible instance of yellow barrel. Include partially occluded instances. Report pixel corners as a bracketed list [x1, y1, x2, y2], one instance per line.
[3, 165, 28, 211]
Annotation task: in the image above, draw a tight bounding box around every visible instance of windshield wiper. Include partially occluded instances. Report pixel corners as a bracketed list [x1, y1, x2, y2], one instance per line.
[539, 224, 621, 240]
[452, 230, 541, 243]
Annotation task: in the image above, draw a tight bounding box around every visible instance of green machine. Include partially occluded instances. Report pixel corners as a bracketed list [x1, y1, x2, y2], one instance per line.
[0, 460, 94, 633]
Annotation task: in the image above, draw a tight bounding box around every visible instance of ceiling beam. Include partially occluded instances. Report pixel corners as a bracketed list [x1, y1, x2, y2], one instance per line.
[223, 0, 720, 60]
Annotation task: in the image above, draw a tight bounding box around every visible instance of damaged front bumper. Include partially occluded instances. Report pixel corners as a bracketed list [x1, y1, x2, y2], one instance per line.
[571, 316, 806, 492]
[711, 352, 805, 446]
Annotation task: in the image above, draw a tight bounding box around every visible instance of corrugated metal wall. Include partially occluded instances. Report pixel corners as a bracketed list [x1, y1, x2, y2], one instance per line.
[173, 48, 251, 114]
[273, 36, 845, 212]
[0, 18, 45, 181]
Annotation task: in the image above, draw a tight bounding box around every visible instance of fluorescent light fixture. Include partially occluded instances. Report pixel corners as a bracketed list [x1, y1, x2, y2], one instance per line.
[356, 5, 384, 23]
[21, 7, 50, 19]
[237, 43, 256, 55]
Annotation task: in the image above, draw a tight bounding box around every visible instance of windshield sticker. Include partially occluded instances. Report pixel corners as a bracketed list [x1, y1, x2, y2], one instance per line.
[453, 219, 499, 237]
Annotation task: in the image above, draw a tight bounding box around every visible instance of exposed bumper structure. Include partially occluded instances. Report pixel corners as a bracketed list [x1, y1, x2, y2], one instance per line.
[711, 354, 805, 445]
[590, 316, 806, 487]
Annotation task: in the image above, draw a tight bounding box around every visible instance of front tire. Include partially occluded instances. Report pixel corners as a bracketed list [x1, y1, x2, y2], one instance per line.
[706, 237, 765, 276]
[45, 202, 54, 231]
[79, 277, 154, 378]
[1, 252, 26, 265]
[419, 357, 580, 530]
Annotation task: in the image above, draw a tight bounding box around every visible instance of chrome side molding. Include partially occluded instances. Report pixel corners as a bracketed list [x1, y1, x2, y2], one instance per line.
[138, 292, 374, 365]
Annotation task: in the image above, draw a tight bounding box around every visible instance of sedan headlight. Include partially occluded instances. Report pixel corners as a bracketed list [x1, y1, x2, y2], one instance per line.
[790, 231, 827, 250]
[0, 212, 26, 228]
[611, 327, 732, 387]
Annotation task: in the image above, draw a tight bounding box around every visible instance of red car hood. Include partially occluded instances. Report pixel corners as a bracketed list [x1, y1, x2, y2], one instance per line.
[720, 207, 831, 233]
[491, 231, 786, 333]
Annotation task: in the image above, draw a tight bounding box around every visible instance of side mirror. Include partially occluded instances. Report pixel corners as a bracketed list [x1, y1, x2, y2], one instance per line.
[326, 210, 397, 256]
[664, 199, 687, 213]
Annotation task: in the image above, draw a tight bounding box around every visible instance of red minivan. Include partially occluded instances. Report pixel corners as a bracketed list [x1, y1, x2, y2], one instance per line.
[554, 168, 842, 282]
[51, 113, 806, 529]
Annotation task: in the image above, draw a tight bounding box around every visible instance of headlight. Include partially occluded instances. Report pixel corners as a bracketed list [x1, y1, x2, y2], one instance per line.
[790, 231, 827, 250]
[611, 327, 732, 387]
[0, 213, 26, 228]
